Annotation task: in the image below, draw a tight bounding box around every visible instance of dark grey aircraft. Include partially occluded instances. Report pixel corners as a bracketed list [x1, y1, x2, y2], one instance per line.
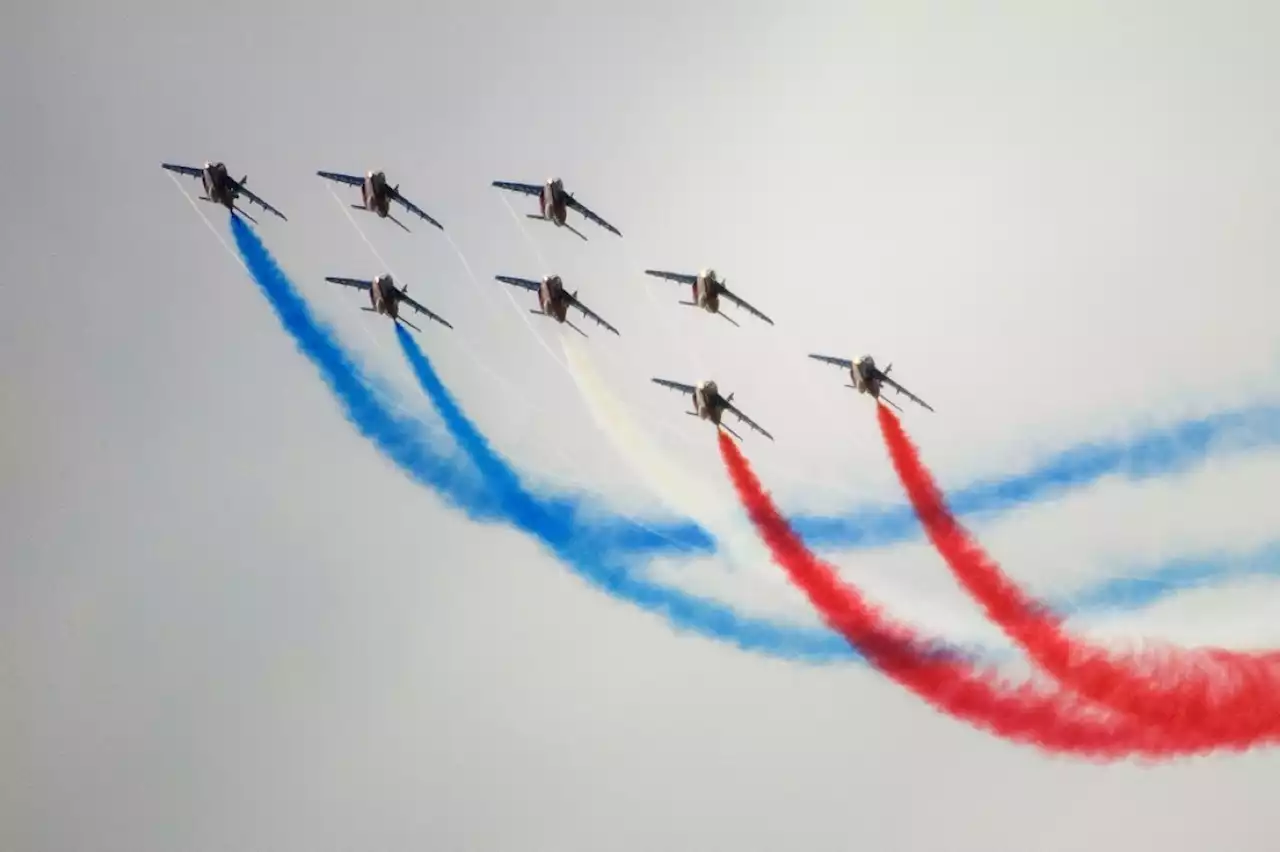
[808, 353, 933, 413]
[161, 161, 287, 223]
[643, 267, 773, 326]
[650, 378, 773, 441]
[325, 273, 452, 333]
[317, 169, 442, 232]
[491, 177, 621, 240]
[496, 274, 619, 337]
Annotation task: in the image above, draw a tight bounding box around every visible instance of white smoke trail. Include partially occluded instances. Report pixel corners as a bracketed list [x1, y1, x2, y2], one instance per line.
[166, 173, 249, 273]
[497, 191, 553, 274]
[560, 333, 786, 578]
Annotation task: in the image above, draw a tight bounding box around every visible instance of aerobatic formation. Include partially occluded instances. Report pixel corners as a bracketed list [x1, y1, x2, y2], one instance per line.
[161, 159, 931, 440]
[163, 156, 1279, 762]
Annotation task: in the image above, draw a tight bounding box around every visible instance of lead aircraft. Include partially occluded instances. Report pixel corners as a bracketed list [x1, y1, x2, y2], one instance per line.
[161, 161, 287, 223]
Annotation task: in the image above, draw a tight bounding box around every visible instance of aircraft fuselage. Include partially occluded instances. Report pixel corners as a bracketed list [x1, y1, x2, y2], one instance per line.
[540, 179, 569, 226]
[538, 275, 569, 322]
[201, 162, 238, 209]
[694, 269, 721, 313]
[363, 171, 392, 217]
[693, 381, 726, 424]
[370, 274, 400, 318]
[851, 356, 883, 397]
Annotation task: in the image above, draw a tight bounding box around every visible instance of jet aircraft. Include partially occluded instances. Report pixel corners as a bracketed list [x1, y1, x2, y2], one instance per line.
[495, 274, 619, 336]
[161, 161, 287, 222]
[643, 268, 773, 326]
[808, 353, 933, 412]
[317, 169, 443, 232]
[324, 273, 453, 332]
[491, 177, 621, 239]
[650, 378, 774, 441]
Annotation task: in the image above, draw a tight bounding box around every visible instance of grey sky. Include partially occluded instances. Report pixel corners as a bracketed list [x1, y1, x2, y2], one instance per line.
[5, 2, 1280, 850]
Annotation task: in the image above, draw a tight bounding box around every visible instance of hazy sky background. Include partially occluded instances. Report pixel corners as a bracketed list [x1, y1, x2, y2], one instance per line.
[6, 2, 1280, 850]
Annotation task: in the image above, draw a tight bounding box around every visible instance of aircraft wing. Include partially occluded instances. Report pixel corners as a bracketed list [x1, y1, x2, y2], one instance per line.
[495, 275, 540, 293]
[724, 401, 775, 441]
[325, 276, 373, 291]
[566, 293, 620, 336]
[719, 286, 774, 325]
[400, 293, 454, 330]
[565, 196, 622, 237]
[161, 163, 202, 179]
[878, 372, 935, 413]
[643, 269, 698, 285]
[316, 170, 364, 187]
[651, 378, 697, 397]
[808, 353, 854, 369]
[390, 189, 444, 230]
[491, 180, 542, 198]
[235, 182, 288, 221]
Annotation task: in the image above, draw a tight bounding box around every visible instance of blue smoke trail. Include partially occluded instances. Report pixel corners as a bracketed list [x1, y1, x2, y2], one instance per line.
[1052, 540, 1280, 616]
[228, 209, 1280, 565]
[230, 216, 849, 659]
[791, 406, 1280, 549]
[228, 213, 503, 521]
[394, 323, 864, 660]
[399, 321, 1280, 660]
[229, 214, 1280, 663]
[227, 214, 706, 551]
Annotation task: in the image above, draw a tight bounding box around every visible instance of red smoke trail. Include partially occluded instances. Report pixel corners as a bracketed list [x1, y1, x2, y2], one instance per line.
[716, 429, 1251, 759]
[875, 404, 1280, 746]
